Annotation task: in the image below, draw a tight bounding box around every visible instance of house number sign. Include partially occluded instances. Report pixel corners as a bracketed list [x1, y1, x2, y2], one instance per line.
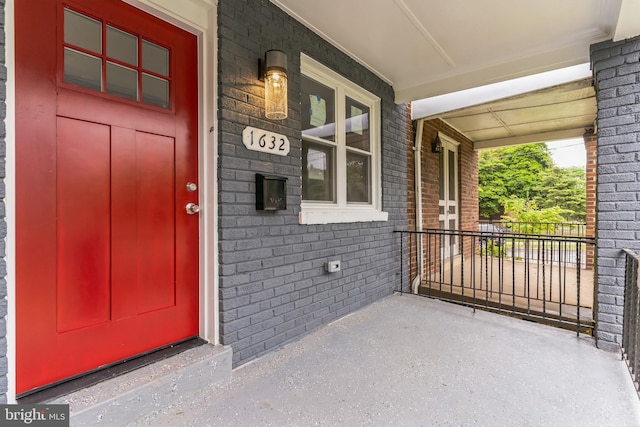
[242, 126, 290, 156]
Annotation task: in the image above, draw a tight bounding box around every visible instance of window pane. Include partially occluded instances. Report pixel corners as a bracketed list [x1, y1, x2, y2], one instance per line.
[345, 97, 370, 152]
[64, 9, 102, 54]
[142, 73, 169, 108]
[64, 48, 102, 91]
[346, 152, 371, 204]
[301, 76, 335, 142]
[106, 62, 138, 101]
[302, 141, 335, 201]
[107, 26, 138, 66]
[449, 219, 457, 246]
[142, 40, 169, 76]
[439, 149, 444, 200]
[448, 149, 456, 201]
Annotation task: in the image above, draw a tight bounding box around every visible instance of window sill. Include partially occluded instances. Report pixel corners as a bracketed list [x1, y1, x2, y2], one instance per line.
[299, 207, 389, 225]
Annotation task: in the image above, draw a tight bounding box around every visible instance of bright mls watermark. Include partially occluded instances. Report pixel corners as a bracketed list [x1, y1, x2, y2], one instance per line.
[0, 405, 69, 426]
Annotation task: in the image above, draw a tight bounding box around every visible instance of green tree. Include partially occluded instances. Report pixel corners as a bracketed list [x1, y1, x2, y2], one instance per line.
[501, 197, 569, 234]
[534, 166, 586, 221]
[478, 143, 553, 218]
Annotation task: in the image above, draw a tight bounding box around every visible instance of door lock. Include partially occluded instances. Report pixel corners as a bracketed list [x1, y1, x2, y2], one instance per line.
[186, 182, 197, 192]
[185, 203, 200, 215]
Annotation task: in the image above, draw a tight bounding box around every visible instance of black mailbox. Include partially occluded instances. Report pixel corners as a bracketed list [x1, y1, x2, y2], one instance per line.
[256, 174, 287, 211]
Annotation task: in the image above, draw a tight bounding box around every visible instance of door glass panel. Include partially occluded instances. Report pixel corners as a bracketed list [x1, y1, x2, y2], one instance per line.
[346, 152, 371, 203]
[439, 150, 444, 200]
[106, 62, 138, 101]
[142, 40, 169, 77]
[302, 141, 335, 201]
[449, 205, 456, 215]
[64, 9, 102, 54]
[142, 73, 169, 108]
[439, 206, 444, 215]
[64, 48, 102, 91]
[449, 219, 457, 246]
[107, 26, 138, 66]
[448, 149, 456, 201]
[345, 97, 370, 152]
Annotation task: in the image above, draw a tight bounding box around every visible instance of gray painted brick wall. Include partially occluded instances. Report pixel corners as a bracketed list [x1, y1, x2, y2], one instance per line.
[218, 0, 407, 365]
[591, 35, 640, 351]
[0, 0, 6, 403]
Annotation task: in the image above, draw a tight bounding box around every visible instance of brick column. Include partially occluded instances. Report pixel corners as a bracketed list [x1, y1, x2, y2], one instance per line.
[590, 35, 640, 351]
[584, 129, 596, 270]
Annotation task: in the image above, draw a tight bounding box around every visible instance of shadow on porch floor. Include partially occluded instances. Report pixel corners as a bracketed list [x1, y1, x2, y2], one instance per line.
[70, 293, 639, 426]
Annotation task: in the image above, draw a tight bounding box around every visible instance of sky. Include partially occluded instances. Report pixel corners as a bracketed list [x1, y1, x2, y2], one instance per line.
[547, 138, 586, 169]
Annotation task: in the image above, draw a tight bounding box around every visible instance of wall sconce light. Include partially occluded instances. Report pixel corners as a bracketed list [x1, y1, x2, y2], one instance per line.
[259, 50, 288, 120]
[432, 133, 442, 153]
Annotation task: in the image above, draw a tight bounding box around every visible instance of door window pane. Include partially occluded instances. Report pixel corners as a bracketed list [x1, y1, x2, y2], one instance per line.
[64, 9, 102, 54]
[449, 219, 457, 246]
[64, 48, 102, 91]
[63, 8, 171, 108]
[345, 97, 370, 152]
[142, 40, 169, 77]
[448, 149, 456, 201]
[346, 152, 370, 203]
[303, 141, 335, 201]
[301, 76, 335, 142]
[107, 26, 138, 66]
[439, 149, 444, 200]
[106, 62, 138, 101]
[142, 73, 169, 108]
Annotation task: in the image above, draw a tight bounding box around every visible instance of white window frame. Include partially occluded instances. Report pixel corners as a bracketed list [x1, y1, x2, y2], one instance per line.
[299, 54, 387, 225]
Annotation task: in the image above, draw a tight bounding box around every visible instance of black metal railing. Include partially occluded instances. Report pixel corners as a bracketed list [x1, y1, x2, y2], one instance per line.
[479, 220, 587, 237]
[622, 248, 640, 397]
[397, 229, 595, 335]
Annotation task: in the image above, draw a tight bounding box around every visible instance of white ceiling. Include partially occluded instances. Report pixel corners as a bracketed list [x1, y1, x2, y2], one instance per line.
[272, 0, 640, 103]
[437, 78, 596, 149]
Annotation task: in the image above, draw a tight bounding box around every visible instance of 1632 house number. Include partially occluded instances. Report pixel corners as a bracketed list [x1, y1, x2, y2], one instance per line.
[242, 126, 290, 156]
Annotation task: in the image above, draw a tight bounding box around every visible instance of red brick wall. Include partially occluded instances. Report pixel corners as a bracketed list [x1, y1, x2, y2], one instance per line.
[584, 129, 596, 269]
[406, 118, 479, 280]
[417, 119, 478, 232]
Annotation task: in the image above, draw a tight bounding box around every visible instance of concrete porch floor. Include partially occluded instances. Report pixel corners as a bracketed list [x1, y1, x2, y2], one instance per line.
[67, 294, 639, 426]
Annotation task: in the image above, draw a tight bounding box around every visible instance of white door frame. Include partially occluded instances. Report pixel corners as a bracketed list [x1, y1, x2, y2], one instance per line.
[438, 133, 460, 258]
[5, 0, 219, 403]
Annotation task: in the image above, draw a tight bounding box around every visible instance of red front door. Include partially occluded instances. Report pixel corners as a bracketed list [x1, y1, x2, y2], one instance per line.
[15, 0, 199, 394]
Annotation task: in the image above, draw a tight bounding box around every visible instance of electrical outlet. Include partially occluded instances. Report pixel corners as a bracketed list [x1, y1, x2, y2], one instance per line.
[325, 260, 341, 273]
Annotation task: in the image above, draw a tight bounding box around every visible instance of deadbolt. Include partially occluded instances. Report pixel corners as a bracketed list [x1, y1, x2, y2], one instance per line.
[186, 182, 197, 192]
[185, 203, 200, 215]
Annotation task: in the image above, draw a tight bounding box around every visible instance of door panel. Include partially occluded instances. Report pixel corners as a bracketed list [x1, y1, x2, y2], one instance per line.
[16, 0, 199, 394]
[57, 117, 112, 333]
[133, 131, 177, 314]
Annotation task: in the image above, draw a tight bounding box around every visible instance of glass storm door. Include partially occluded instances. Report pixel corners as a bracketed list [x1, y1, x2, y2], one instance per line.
[438, 138, 459, 258]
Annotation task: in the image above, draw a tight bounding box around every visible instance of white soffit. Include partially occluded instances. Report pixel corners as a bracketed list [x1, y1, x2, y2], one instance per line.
[411, 64, 592, 120]
[271, 0, 623, 103]
[434, 78, 596, 150]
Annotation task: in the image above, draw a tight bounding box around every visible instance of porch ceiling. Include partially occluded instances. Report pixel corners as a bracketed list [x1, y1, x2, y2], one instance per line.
[434, 78, 597, 149]
[271, 0, 638, 104]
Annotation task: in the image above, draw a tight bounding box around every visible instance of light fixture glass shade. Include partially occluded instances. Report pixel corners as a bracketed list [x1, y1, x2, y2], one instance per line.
[264, 50, 288, 120]
[265, 70, 287, 120]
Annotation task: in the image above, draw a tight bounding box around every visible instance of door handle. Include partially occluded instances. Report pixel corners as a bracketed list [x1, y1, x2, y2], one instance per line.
[185, 203, 200, 215]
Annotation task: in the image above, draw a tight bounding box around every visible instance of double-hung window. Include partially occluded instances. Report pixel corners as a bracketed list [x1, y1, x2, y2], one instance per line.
[300, 54, 387, 224]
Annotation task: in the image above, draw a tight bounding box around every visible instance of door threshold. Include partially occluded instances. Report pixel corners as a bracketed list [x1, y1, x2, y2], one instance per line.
[17, 337, 206, 404]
